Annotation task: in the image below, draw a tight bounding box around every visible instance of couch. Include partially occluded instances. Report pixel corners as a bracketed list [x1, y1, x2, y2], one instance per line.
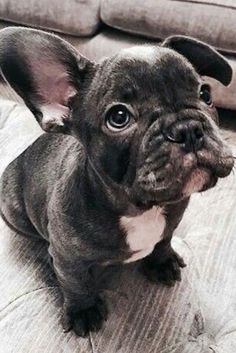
[1, 1, 236, 352]
[1, 0, 236, 109]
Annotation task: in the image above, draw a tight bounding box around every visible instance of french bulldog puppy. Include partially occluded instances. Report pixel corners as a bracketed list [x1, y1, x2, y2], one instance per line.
[0, 27, 234, 336]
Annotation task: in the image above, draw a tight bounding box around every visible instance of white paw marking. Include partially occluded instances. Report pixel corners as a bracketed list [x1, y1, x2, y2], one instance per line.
[120, 206, 166, 263]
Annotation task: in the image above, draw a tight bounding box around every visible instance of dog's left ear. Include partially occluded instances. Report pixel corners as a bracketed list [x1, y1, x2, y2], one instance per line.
[162, 35, 232, 86]
[0, 27, 95, 133]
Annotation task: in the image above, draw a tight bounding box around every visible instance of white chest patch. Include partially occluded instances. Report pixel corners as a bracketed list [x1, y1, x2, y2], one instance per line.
[120, 207, 166, 263]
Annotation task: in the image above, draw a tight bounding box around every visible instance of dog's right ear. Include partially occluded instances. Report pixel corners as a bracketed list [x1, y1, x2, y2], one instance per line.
[0, 27, 95, 133]
[162, 35, 232, 86]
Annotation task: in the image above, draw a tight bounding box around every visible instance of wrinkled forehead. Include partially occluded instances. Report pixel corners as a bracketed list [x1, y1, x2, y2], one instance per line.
[114, 46, 196, 73]
[98, 46, 199, 98]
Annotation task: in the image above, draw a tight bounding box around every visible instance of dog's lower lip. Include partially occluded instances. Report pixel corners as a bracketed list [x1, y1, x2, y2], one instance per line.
[202, 174, 217, 190]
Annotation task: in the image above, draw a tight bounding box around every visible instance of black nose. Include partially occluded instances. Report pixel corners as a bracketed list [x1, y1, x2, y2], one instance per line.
[165, 121, 204, 152]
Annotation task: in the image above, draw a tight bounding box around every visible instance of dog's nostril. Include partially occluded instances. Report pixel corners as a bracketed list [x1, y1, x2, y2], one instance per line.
[166, 131, 185, 144]
[194, 126, 204, 139]
[165, 121, 204, 152]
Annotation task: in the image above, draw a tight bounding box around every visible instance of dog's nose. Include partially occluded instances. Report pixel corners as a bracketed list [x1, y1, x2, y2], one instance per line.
[165, 121, 204, 152]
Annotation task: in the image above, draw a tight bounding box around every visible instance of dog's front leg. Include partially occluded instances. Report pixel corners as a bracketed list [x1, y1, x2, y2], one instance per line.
[142, 238, 186, 286]
[48, 243, 108, 337]
[142, 199, 189, 286]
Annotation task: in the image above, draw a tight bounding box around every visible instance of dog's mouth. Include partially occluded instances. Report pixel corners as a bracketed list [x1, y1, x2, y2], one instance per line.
[130, 148, 234, 208]
[124, 111, 234, 209]
[181, 167, 217, 196]
[132, 167, 216, 209]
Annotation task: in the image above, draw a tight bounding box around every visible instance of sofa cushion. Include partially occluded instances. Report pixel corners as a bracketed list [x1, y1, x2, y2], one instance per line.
[101, 0, 236, 54]
[0, 99, 236, 352]
[0, 20, 236, 111]
[0, 99, 42, 175]
[0, 0, 101, 36]
[187, 0, 236, 6]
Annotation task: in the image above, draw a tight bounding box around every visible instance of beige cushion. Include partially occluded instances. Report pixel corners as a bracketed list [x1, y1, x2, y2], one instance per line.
[101, 0, 236, 54]
[187, 0, 236, 6]
[0, 26, 236, 111]
[0, 17, 236, 110]
[0, 0, 101, 36]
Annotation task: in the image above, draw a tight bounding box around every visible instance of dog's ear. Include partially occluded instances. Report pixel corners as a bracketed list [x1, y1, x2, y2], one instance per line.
[162, 35, 232, 86]
[0, 27, 94, 133]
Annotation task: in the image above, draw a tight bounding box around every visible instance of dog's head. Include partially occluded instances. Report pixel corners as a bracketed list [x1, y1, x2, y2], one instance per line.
[0, 27, 234, 208]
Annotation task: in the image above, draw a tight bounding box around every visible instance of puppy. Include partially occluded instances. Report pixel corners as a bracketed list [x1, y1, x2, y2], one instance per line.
[0, 27, 234, 337]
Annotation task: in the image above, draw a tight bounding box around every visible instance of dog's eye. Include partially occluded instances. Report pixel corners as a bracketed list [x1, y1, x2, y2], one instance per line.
[200, 84, 212, 106]
[106, 105, 131, 131]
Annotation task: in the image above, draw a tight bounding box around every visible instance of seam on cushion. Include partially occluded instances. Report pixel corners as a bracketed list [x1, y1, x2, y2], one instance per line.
[0, 286, 58, 314]
[0, 103, 19, 129]
[89, 334, 97, 353]
[0, 16, 98, 37]
[180, 237, 209, 343]
[181, 238, 202, 280]
[171, 0, 236, 10]
[100, 22, 236, 56]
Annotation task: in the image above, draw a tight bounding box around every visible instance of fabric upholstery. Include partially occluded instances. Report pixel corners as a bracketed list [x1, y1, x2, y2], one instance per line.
[0, 0, 101, 36]
[101, 0, 236, 54]
[186, 0, 236, 6]
[0, 20, 236, 111]
[0, 99, 236, 352]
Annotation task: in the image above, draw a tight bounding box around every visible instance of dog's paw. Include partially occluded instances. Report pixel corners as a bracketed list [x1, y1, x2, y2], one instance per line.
[62, 297, 108, 337]
[142, 251, 186, 286]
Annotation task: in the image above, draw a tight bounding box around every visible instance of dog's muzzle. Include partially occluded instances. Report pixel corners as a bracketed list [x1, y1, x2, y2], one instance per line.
[130, 113, 234, 206]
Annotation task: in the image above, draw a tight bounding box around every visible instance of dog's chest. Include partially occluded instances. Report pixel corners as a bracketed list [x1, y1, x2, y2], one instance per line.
[120, 207, 166, 263]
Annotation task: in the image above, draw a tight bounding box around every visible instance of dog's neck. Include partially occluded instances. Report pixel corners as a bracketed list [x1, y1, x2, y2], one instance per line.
[85, 156, 136, 215]
[60, 147, 136, 218]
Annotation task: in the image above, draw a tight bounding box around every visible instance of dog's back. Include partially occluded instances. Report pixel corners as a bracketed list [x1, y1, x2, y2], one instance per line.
[0, 133, 83, 239]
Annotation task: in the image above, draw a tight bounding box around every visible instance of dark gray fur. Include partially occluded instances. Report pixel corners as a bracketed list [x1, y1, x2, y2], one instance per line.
[0, 27, 234, 336]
